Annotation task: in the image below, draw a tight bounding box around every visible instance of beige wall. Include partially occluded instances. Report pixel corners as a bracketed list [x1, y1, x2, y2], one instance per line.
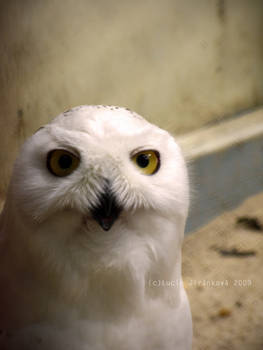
[0, 0, 263, 196]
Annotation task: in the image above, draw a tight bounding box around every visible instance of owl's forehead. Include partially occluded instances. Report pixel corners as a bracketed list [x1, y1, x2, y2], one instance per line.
[51, 105, 151, 138]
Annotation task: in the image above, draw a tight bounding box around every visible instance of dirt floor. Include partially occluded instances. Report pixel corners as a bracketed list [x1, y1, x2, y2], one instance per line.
[183, 191, 263, 350]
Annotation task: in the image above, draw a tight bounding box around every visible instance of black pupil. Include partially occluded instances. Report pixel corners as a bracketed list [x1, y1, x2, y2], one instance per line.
[136, 154, 150, 168]
[58, 154, 73, 169]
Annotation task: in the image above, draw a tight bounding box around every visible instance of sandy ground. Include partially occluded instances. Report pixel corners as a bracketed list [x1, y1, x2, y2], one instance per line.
[183, 191, 263, 350]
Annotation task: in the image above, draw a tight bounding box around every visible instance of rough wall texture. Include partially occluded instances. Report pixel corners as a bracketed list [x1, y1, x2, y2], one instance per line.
[0, 0, 263, 195]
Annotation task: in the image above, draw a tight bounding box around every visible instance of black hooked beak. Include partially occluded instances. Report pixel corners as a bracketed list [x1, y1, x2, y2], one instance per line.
[91, 183, 122, 231]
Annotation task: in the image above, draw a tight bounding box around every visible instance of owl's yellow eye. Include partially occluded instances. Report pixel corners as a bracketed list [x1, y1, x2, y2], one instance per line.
[132, 150, 160, 175]
[47, 149, 80, 177]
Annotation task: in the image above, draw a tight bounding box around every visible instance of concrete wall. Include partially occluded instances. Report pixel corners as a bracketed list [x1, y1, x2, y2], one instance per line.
[177, 108, 263, 233]
[0, 0, 263, 196]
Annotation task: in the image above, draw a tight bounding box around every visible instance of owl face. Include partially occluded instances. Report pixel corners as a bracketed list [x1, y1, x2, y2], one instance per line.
[10, 106, 189, 239]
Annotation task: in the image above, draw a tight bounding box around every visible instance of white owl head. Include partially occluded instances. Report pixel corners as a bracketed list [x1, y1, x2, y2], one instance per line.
[6, 106, 189, 241]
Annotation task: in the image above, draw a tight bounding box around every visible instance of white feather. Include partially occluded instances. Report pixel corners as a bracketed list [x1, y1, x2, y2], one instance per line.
[0, 105, 192, 349]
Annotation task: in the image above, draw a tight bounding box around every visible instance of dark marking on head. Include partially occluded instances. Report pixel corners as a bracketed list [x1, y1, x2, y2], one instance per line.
[34, 126, 45, 134]
[62, 105, 144, 121]
[63, 106, 87, 116]
[63, 109, 72, 114]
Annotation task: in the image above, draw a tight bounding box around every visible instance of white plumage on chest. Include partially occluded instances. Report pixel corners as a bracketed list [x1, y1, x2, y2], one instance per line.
[0, 105, 192, 349]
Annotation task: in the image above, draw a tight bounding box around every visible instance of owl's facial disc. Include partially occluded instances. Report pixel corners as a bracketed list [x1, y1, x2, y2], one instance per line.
[91, 183, 122, 231]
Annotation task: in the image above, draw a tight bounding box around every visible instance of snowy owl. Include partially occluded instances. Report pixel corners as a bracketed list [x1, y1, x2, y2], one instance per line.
[0, 105, 192, 349]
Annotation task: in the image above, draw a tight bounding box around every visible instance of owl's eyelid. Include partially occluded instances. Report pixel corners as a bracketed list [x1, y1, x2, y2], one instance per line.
[49, 147, 80, 159]
[130, 146, 158, 158]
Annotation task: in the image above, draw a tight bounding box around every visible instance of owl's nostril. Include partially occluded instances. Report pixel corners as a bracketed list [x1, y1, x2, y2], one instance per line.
[91, 183, 122, 231]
